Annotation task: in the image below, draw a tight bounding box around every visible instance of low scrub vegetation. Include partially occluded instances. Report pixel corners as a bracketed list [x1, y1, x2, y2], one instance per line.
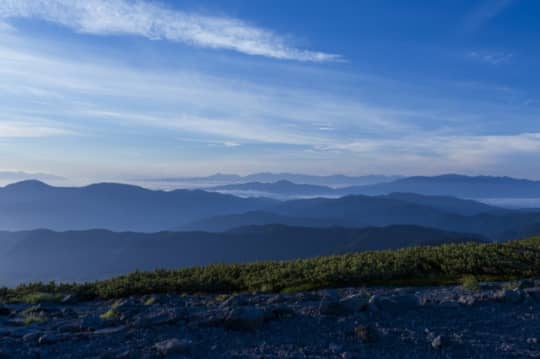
[2, 236, 540, 301]
[461, 275, 480, 291]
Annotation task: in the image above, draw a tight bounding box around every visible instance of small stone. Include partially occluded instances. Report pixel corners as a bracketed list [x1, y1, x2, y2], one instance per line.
[355, 325, 376, 343]
[0, 306, 11, 316]
[457, 295, 477, 306]
[115, 350, 134, 359]
[432, 335, 444, 350]
[92, 326, 127, 335]
[368, 294, 419, 312]
[266, 294, 286, 305]
[270, 305, 295, 319]
[319, 298, 343, 316]
[517, 279, 535, 289]
[154, 338, 192, 356]
[131, 308, 184, 328]
[219, 294, 249, 309]
[38, 333, 61, 345]
[22, 332, 41, 343]
[524, 287, 540, 301]
[328, 343, 343, 353]
[61, 294, 78, 305]
[339, 294, 369, 313]
[57, 323, 81, 333]
[494, 289, 522, 304]
[320, 294, 368, 316]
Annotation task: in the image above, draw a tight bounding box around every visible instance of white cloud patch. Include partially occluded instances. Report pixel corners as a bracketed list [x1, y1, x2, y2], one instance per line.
[0, 0, 342, 62]
[468, 50, 513, 65]
[0, 20, 14, 32]
[324, 132, 540, 168]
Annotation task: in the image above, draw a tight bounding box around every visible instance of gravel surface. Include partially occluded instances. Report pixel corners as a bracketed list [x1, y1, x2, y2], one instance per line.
[1, 279, 540, 358]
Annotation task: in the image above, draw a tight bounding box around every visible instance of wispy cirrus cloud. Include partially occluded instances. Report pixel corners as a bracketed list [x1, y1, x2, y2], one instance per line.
[0, 0, 342, 62]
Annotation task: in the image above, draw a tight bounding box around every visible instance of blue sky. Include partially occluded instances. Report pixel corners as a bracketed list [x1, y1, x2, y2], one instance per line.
[0, 0, 539, 184]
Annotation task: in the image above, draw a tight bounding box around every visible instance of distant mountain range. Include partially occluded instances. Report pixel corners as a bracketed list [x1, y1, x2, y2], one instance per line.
[182, 195, 540, 241]
[2, 178, 540, 240]
[344, 174, 540, 198]
[0, 180, 275, 232]
[143, 173, 401, 188]
[0, 225, 485, 285]
[206, 175, 540, 201]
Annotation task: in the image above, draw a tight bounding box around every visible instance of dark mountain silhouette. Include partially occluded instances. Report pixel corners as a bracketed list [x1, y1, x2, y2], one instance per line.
[180, 194, 502, 232]
[0, 181, 276, 232]
[340, 174, 540, 198]
[180, 211, 335, 232]
[0, 225, 485, 285]
[183, 195, 540, 240]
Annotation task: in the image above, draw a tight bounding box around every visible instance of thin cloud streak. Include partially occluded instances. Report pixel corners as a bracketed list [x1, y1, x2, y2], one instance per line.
[468, 50, 513, 65]
[0, 121, 74, 138]
[461, 0, 515, 33]
[324, 132, 540, 168]
[0, 0, 342, 62]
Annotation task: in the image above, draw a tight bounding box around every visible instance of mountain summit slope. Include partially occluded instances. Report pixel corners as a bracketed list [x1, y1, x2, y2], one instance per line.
[0, 225, 485, 285]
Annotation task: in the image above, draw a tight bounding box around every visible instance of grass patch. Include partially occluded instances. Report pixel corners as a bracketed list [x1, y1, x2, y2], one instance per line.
[280, 283, 322, 294]
[461, 275, 480, 291]
[23, 314, 47, 325]
[18, 292, 64, 304]
[1, 236, 540, 301]
[143, 296, 157, 306]
[99, 308, 119, 320]
[502, 281, 521, 290]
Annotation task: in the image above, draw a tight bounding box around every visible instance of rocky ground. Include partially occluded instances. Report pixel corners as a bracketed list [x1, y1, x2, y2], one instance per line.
[1, 279, 540, 358]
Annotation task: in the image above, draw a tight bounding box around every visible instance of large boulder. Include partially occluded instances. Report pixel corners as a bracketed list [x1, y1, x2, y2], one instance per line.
[494, 289, 523, 304]
[218, 294, 250, 309]
[368, 294, 419, 312]
[224, 307, 265, 331]
[154, 338, 192, 357]
[524, 287, 540, 301]
[130, 308, 185, 328]
[38, 333, 61, 345]
[319, 294, 369, 316]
